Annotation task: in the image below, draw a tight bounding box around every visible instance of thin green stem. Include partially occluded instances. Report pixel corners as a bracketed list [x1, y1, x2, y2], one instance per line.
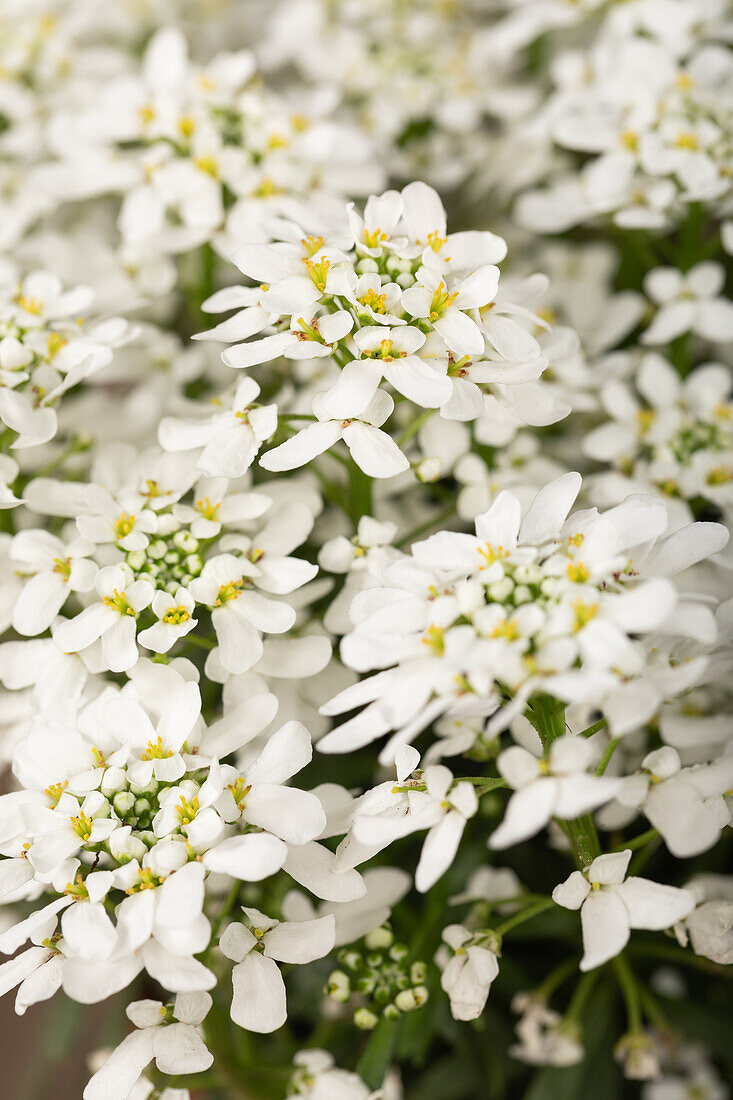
[494, 897, 555, 938]
[613, 954, 643, 1033]
[613, 828, 659, 853]
[397, 408, 434, 448]
[581, 717, 608, 739]
[564, 968, 599, 1024]
[595, 737, 621, 776]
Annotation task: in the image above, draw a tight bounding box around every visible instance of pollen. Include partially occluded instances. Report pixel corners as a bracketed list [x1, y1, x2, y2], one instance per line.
[422, 624, 445, 654]
[477, 543, 508, 568]
[114, 512, 136, 539]
[674, 130, 698, 150]
[196, 496, 221, 521]
[141, 735, 173, 761]
[70, 811, 93, 842]
[572, 599, 599, 631]
[215, 578, 244, 605]
[363, 227, 387, 248]
[194, 155, 219, 178]
[358, 288, 387, 313]
[303, 256, 331, 292]
[53, 556, 72, 580]
[15, 295, 44, 315]
[567, 561, 590, 583]
[102, 588, 135, 615]
[636, 408, 656, 435]
[47, 332, 67, 358]
[45, 779, 68, 805]
[163, 604, 191, 625]
[706, 464, 733, 485]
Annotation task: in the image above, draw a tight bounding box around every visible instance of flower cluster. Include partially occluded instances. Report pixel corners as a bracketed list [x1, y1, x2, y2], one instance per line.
[0, 1, 732, 1098]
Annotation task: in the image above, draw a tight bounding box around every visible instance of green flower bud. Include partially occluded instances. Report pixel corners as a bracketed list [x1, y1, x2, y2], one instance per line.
[365, 926, 394, 951]
[113, 791, 136, 816]
[354, 1007, 379, 1031]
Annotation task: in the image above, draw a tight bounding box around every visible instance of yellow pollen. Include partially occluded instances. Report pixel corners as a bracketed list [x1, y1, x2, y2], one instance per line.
[141, 736, 173, 761]
[102, 588, 135, 616]
[47, 332, 67, 358]
[267, 132, 288, 150]
[196, 496, 221, 521]
[636, 408, 656, 434]
[422, 624, 445, 653]
[16, 295, 43, 315]
[114, 512, 136, 539]
[163, 605, 191, 625]
[252, 177, 282, 198]
[363, 227, 387, 248]
[139, 104, 155, 126]
[706, 464, 733, 485]
[491, 619, 520, 641]
[53, 556, 71, 580]
[477, 543, 508, 568]
[70, 811, 93, 842]
[45, 780, 68, 805]
[567, 561, 590, 584]
[178, 115, 196, 138]
[620, 129, 639, 152]
[674, 130, 699, 150]
[429, 282, 459, 322]
[215, 578, 244, 605]
[572, 599, 599, 631]
[358, 288, 387, 313]
[426, 231, 449, 257]
[194, 155, 219, 178]
[591, 881, 601, 891]
[303, 256, 331, 292]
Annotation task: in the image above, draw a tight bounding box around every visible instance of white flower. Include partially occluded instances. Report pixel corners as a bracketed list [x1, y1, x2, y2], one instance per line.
[219, 908, 335, 1033]
[438, 924, 499, 1021]
[159, 378, 277, 479]
[642, 263, 733, 346]
[137, 587, 198, 653]
[10, 529, 97, 636]
[83, 993, 213, 1100]
[189, 552, 297, 673]
[552, 850, 695, 971]
[490, 735, 619, 849]
[53, 564, 153, 673]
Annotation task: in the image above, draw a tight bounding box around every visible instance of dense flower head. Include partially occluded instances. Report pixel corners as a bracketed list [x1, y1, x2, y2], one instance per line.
[0, 1, 732, 1096]
[321, 474, 728, 761]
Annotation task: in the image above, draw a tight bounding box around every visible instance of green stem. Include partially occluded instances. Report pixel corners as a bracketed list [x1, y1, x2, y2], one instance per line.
[613, 954, 643, 1033]
[493, 897, 555, 939]
[564, 968, 599, 1024]
[612, 828, 659, 853]
[595, 737, 620, 775]
[536, 956, 580, 1002]
[395, 502, 457, 548]
[355, 1016, 399, 1090]
[581, 717, 608, 738]
[347, 458, 373, 523]
[397, 408, 434, 448]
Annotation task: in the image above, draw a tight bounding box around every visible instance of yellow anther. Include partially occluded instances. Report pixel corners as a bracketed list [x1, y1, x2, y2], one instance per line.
[47, 332, 67, 358]
[114, 512, 136, 539]
[636, 408, 657, 435]
[196, 496, 221, 521]
[194, 155, 219, 178]
[477, 543, 508, 568]
[141, 736, 173, 761]
[363, 227, 387, 248]
[567, 561, 590, 584]
[102, 588, 135, 616]
[215, 578, 244, 605]
[572, 599, 599, 631]
[421, 624, 445, 654]
[163, 605, 191, 625]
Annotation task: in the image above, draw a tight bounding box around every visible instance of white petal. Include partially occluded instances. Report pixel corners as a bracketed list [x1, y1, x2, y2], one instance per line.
[230, 953, 287, 1033]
